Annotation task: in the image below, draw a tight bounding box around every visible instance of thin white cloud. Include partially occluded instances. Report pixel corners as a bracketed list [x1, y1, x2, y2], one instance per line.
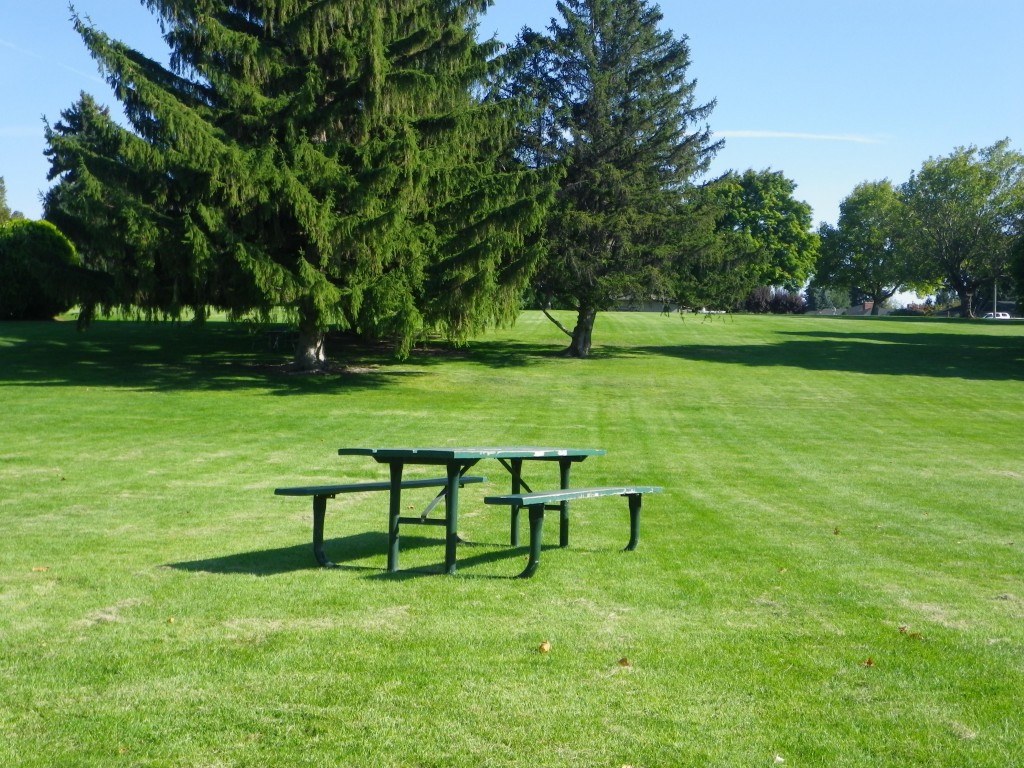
[718, 130, 881, 145]
[0, 38, 104, 84]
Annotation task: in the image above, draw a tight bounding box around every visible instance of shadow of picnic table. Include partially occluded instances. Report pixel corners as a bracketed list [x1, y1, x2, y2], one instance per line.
[165, 532, 530, 578]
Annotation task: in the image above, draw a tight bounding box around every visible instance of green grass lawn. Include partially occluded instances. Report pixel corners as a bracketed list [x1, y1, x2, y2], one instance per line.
[1, 311, 1022, 767]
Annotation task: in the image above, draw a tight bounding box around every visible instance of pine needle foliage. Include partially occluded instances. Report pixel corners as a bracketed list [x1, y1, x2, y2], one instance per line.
[505, 0, 721, 356]
[45, 0, 553, 366]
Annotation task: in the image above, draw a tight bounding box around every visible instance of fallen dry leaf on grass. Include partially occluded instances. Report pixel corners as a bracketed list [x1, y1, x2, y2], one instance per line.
[31, 567, 49, 572]
[898, 624, 925, 641]
[617, 657, 631, 667]
[538, 640, 551, 654]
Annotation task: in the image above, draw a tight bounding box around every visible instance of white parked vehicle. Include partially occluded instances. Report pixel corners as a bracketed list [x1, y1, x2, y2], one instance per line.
[982, 312, 1011, 319]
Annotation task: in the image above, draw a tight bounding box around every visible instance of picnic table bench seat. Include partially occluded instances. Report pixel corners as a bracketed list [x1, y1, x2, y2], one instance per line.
[483, 485, 661, 577]
[275, 476, 485, 567]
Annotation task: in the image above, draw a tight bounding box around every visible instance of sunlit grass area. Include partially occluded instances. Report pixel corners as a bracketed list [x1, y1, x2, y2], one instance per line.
[1, 311, 1022, 767]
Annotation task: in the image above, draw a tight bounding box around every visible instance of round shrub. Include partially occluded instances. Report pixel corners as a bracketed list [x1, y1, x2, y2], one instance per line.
[0, 219, 80, 320]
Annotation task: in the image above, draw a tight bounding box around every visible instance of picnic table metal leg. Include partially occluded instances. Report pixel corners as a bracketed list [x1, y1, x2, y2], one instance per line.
[387, 462, 404, 572]
[311, 494, 335, 567]
[558, 459, 571, 548]
[519, 504, 545, 578]
[625, 493, 641, 551]
[510, 458, 523, 546]
[444, 462, 460, 575]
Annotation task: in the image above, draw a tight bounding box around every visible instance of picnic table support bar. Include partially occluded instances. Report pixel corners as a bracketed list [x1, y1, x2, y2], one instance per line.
[508, 458, 525, 546]
[387, 463, 404, 572]
[625, 493, 641, 551]
[312, 494, 334, 568]
[521, 504, 545, 578]
[419, 490, 446, 521]
[559, 459, 572, 547]
[445, 463, 460, 575]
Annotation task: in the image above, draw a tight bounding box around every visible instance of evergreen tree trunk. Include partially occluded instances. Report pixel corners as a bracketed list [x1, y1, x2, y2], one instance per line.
[293, 316, 326, 371]
[565, 305, 597, 358]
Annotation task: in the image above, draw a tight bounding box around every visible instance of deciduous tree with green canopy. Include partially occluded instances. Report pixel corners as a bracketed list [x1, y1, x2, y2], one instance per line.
[815, 180, 918, 315]
[1013, 235, 1024, 313]
[679, 168, 817, 313]
[901, 140, 1024, 318]
[45, 0, 552, 368]
[707, 169, 818, 292]
[506, 0, 720, 357]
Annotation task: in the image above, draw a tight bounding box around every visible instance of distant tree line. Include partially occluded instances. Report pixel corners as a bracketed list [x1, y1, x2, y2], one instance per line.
[0, 177, 23, 225]
[6, 1, 1021, 351]
[25, 0, 824, 361]
[811, 140, 1024, 318]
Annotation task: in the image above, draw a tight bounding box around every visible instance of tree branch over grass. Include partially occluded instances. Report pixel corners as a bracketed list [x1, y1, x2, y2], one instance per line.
[540, 306, 574, 338]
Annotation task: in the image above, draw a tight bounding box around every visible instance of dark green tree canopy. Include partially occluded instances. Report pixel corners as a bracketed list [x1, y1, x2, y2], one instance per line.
[710, 169, 818, 291]
[45, 0, 551, 367]
[507, 0, 720, 356]
[679, 169, 818, 313]
[1013, 235, 1024, 312]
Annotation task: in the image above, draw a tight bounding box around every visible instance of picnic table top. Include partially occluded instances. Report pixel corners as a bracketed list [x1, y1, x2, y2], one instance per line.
[337, 446, 606, 461]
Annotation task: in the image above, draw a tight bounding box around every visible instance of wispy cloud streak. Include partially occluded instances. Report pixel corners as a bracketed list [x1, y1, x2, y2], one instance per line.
[0, 38, 104, 84]
[718, 130, 881, 145]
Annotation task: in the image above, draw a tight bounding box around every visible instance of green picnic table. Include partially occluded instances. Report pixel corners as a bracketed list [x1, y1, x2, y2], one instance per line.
[278, 446, 662, 576]
[336, 447, 606, 574]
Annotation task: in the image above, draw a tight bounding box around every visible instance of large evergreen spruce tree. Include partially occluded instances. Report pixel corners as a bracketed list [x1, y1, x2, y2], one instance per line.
[508, 0, 720, 356]
[45, 0, 551, 368]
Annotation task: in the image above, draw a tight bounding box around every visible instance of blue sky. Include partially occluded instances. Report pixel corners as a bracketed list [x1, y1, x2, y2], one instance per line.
[2, 0, 1022, 226]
